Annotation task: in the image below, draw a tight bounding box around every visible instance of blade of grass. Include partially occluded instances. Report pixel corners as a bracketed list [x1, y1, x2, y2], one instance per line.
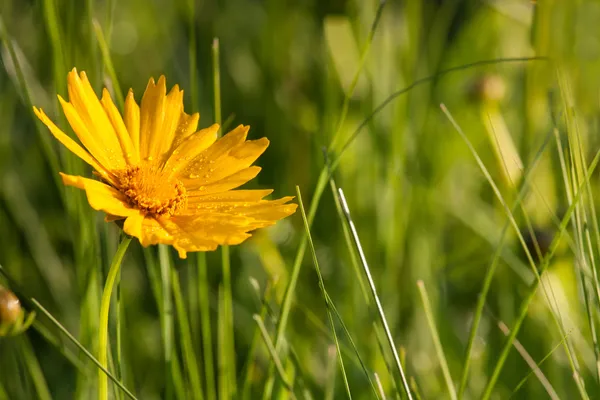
[253, 314, 297, 400]
[241, 280, 274, 399]
[171, 266, 204, 400]
[158, 245, 174, 400]
[493, 317, 560, 400]
[558, 69, 600, 384]
[92, 19, 124, 109]
[325, 345, 337, 400]
[324, 292, 382, 399]
[296, 186, 352, 399]
[509, 327, 573, 398]
[212, 36, 237, 398]
[98, 236, 132, 400]
[266, 55, 547, 399]
[265, 3, 387, 395]
[337, 188, 413, 399]
[441, 103, 586, 398]
[477, 146, 600, 399]
[197, 254, 216, 400]
[19, 336, 52, 400]
[217, 285, 228, 400]
[416, 281, 457, 400]
[30, 298, 138, 400]
[0, 16, 63, 195]
[555, 124, 600, 386]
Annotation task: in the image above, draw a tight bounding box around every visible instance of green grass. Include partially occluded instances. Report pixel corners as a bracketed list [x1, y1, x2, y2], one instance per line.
[2, 0, 600, 399]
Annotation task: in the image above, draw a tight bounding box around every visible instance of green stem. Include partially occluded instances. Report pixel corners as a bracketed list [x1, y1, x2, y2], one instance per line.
[158, 245, 174, 400]
[198, 254, 216, 400]
[98, 235, 132, 400]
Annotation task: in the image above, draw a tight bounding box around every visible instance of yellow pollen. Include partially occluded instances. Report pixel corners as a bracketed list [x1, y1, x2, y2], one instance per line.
[116, 165, 187, 217]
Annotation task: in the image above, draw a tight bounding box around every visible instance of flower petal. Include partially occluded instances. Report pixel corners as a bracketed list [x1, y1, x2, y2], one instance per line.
[33, 107, 117, 186]
[101, 89, 138, 165]
[124, 89, 141, 159]
[187, 189, 274, 204]
[65, 69, 126, 170]
[60, 173, 141, 218]
[122, 215, 220, 258]
[164, 124, 219, 174]
[185, 166, 262, 195]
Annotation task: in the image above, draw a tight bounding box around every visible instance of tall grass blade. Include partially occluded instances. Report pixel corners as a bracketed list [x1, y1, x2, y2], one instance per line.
[337, 188, 413, 399]
[296, 186, 352, 399]
[416, 280, 457, 400]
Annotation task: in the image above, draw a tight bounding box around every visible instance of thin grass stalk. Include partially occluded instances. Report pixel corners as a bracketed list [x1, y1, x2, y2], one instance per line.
[217, 286, 228, 400]
[509, 328, 573, 398]
[158, 245, 175, 400]
[264, 3, 387, 395]
[337, 188, 413, 399]
[493, 319, 560, 400]
[416, 281, 457, 400]
[325, 345, 338, 400]
[478, 144, 600, 399]
[328, 0, 387, 152]
[85, 0, 99, 87]
[253, 314, 297, 400]
[560, 73, 600, 383]
[187, 0, 199, 112]
[41, 0, 66, 98]
[170, 350, 187, 399]
[19, 336, 52, 400]
[325, 168, 401, 395]
[556, 126, 600, 386]
[28, 298, 137, 399]
[116, 271, 124, 399]
[212, 36, 237, 398]
[296, 186, 352, 399]
[92, 20, 124, 109]
[241, 281, 274, 399]
[186, 0, 200, 366]
[324, 293, 382, 399]
[0, 16, 62, 194]
[171, 267, 204, 400]
[98, 236, 132, 400]
[197, 254, 216, 400]
[441, 103, 585, 398]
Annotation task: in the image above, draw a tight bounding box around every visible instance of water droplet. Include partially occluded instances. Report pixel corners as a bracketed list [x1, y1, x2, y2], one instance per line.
[189, 173, 200, 179]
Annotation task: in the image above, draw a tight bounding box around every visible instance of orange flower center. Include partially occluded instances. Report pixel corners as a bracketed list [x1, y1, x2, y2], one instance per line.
[115, 165, 187, 217]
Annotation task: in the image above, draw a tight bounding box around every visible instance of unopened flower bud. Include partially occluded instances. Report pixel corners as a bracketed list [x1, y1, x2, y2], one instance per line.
[469, 74, 506, 103]
[0, 286, 22, 325]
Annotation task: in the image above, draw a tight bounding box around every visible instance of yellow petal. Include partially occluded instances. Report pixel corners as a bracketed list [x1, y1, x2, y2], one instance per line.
[60, 173, 140, 218]
[155, 85, 184, 160]
[139, 76, 167, 161]
[165, 124, 219, 175]
[185, 166, 262, 195]
[176, 124, 248, 176]
[173, 125, 268, 188]
[33, 107, 116, 186]
[187, 189, 274, 204]
[169, 111, 200, 153]
[65, 69, 126, 169]
[124, 89, 141, 158]
[123, 215, 220, 258]
[101, 88, 138, 165]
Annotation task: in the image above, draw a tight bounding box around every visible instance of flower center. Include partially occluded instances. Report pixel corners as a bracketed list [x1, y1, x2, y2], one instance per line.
[116, 165, 187, 217]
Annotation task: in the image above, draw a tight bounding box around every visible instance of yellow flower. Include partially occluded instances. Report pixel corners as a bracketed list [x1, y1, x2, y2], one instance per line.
[34, 69, 297, 258]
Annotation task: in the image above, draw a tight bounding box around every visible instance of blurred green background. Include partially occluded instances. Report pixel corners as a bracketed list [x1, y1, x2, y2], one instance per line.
[2, 0, 600, 399]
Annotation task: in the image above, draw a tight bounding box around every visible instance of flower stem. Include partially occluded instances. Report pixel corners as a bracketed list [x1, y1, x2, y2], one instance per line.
[98, 235, 132, 400]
